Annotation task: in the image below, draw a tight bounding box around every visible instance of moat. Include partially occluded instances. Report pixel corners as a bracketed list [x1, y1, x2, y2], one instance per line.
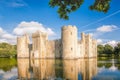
[0, 58, 120, 80]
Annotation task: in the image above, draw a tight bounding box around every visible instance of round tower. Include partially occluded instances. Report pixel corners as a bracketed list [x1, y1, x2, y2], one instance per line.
[61, 25, 77, 59]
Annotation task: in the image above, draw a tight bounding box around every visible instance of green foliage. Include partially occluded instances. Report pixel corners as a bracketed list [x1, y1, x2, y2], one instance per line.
[97, 44, 113, 57]
[49, 0, 84, 20]
[114, 43, 120, 56]
[98, 62, 112, 68]
[98, 43, 120, 57]
[97, 44, 104, 54]
[104, 44, 113, 54]
[98, 57, 111, 61]
[0, 43, 17, 58]
[90, 0, 111, 13]
[49, 0, 111, 20]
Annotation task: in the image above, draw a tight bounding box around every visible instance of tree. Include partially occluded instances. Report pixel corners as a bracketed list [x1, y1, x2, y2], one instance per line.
[97, 44, 104, 54]
[49, 0, 111, 20]
[104, 44, 113, 54]
[0, 43, 17, 58]
[114, 43, 120, 56]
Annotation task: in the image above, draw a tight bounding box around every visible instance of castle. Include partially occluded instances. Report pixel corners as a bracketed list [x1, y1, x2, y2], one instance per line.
[17, 25, 97, 59]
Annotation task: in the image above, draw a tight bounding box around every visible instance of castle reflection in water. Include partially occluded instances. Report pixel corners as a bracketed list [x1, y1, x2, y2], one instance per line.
[17, 58, 97, 80]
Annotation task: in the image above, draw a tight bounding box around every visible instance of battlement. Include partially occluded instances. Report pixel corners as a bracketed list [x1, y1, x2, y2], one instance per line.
[17, 34, 29, 43]
[81, 32, 85, 35]
[85, 34, 91, 39]
[93, 39, 97, 44]
[81, 33, 92, 40]
[62, 25, 77, 30]
[32, 31, 47, 38]
[17, 35, 26, 40]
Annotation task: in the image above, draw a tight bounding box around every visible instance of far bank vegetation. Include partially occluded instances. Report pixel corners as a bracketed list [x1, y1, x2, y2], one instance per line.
[0, 43, 16, 58]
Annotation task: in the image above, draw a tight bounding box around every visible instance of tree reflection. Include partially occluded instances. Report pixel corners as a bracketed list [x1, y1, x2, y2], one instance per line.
[0, 58, 17, 72]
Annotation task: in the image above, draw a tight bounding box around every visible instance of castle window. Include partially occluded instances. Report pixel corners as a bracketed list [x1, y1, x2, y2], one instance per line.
[71, 48, 73, 51]
[71, 32, 72, 35]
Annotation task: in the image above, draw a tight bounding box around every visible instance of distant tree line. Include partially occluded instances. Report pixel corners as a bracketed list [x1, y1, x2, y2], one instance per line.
[97, 43, 120, 57]
[0, 43, 16, 58]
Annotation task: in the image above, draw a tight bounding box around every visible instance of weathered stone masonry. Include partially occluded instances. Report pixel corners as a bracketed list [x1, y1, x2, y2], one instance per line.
[17, 25, 97, 59]
[17, 34, 29, 58]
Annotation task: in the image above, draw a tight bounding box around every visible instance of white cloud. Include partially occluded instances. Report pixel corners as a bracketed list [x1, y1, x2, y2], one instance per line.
[89, 33, 94, 37]
[0, 21, 56, 44]
[10, 2, 26, 7]
[0, 27, 6, 34]
[97, 25, 117, 32]
[93, 32, 105, 38]
[86, 25, 119, 38]
[0, 27, 16, 44]
[1, 68, 18, 80]
[13, 21, 55, 36]
[97, 38, 119, 47]
[0, 39, 8, 43]
[0, 0, 27, 8]
[97, 39, 103, 44]
[105, 40, 118, 47]
[2, 33, 15, 39]
[0, 70, 4, 74]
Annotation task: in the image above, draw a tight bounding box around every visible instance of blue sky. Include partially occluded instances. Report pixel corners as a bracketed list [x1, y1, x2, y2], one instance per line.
[0, 0, 120, 45]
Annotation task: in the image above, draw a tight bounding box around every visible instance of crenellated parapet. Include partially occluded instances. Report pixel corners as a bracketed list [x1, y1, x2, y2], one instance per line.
[32, 31, 48, 39]
[62, 25, 77, 30]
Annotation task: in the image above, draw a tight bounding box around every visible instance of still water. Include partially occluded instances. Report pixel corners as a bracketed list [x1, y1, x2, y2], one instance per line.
[0, 58, 120, 80]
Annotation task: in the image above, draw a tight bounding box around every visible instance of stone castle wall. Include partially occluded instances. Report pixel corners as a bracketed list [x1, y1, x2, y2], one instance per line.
[17, 25, 97, 59]
[17, 34, 29, 58]
[47, 39, 62, 58]
[46, 40, 55, 58]
[31, 31, 47, 58]
[79, 33, 97, 58]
